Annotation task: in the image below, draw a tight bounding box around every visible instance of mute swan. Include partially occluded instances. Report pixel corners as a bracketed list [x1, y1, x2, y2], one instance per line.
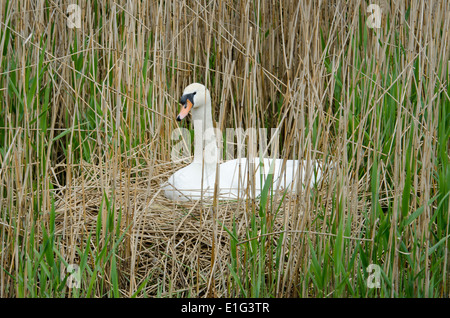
[162, 83, 325, 201]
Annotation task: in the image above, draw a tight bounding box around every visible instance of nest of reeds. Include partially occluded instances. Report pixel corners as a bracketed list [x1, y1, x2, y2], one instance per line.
[51, 154, 337, 297]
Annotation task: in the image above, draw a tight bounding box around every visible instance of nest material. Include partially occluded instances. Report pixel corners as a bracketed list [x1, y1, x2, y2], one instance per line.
[52, 159, 337, 297]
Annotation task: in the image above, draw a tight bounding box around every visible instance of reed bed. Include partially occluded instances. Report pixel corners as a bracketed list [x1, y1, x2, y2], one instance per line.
[0, 0, 449, 297]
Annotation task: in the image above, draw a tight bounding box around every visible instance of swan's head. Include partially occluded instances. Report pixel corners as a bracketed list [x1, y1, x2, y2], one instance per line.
[177, 83, 211, 121]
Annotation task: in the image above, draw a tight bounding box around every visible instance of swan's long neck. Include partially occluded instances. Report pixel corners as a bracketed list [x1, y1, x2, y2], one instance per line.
[191, 102, 218, 169]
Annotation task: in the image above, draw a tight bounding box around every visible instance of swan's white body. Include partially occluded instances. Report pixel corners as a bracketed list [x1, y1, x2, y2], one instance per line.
[162, 83, 325, 202]
[164, 157, 323, 201]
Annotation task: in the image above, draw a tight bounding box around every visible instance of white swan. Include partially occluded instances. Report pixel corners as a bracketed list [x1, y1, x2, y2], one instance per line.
[162, 83, 326, 202]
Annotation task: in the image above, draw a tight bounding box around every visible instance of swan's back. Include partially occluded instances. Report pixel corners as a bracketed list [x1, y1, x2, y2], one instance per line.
[216, 158, 324, 200]
[163, 158, 325, 201]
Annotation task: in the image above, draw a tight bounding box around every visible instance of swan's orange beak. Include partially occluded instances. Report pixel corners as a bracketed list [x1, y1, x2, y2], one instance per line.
[176, 99, 193, 121]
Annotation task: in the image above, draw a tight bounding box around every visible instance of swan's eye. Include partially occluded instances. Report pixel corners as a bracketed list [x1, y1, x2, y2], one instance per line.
[180, 92, 196, 106]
